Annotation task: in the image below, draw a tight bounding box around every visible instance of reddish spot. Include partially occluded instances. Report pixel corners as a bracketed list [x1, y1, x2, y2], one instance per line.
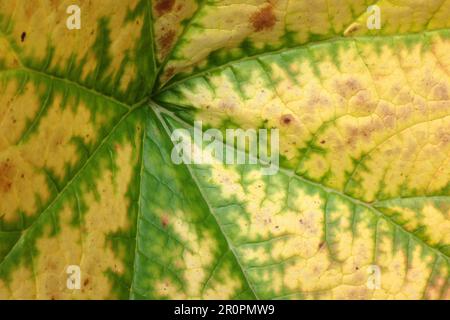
[345, 127, 359, 147]
[336, 78, 361, 99]
[155, 0, 176, 16]
[165, 67, 175, 79]
[434, 84, 449, 100]
[280, 114, 294, 126]
[159, 30, 176, 54]
[250, 5, 276, 32]
[438, 130, 450, 146]
[0, 159, 15, 193]
[161, 215, 169, 228]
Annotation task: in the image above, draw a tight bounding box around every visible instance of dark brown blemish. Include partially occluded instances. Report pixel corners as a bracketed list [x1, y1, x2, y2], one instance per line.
[250, 5, 276, 32]
[280, 114, 294, 126]
[165, 67, 175, 79]
[161, 215, 169, 228]
[83, 278, 90, 286]
[155, 0, 176, 16]
[0, 159, 15, 193]
[159, 30, 176, 55]
[320, 140, 326, 145]
[318, 241, 325, 249]
[20, 32, 26, 42]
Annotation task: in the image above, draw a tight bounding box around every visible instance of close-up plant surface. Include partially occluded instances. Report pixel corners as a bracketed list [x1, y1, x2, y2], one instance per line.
[0, 0, 449, 300]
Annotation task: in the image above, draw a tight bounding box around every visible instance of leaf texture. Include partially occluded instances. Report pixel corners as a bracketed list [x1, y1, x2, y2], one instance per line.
[0, 0, 449, 300]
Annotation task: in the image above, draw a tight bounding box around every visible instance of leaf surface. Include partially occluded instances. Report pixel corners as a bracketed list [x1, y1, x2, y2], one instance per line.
[0, 0, 449, 300]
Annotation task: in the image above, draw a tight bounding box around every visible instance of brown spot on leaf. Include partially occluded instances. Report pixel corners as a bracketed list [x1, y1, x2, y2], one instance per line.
[434, 84, 449, 100]
[336, 78, 361, 99]
[280, 114, 294, 126]
[250, 5, 276, 32]
[353, 90, 377, 114]
[159, 30, 176, 56]
[155, 0, 176, 16]
[161, 215, 169, 228]
[20, 32, 26, 42]
[165, 67, 175, 79]
[344, 23, 361, 37]
[0, 159, 15, 193]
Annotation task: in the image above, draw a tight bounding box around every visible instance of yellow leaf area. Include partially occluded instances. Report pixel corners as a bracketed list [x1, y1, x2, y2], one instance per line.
[157, 31, 450, 299]
[0, 73, 127, 226]
[156, 0, 450, 84]
[0, 0, 152, 299]
[0, 0, 154, 101]
[0, 107, 145, 299]
[187, 162, 449, 299]
[0, 0, 449, 302]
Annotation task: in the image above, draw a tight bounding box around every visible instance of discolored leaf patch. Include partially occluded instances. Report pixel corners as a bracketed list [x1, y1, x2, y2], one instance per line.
[0, 0, 449, 301]
[250, 5, 276, 32]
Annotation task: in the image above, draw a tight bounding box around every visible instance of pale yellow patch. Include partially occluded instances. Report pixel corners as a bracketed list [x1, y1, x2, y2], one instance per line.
[160, 0, 382, 82]
[0, 141, 138, 299]
[0, 264, 36, 300]
[0, 78, 41, 149]
[0, 37, 20, 70]
[164, 33, 450, 203]
[384, 203, 450, 247]
[154, 210, 242, 299]
[21, 95, 99, 179]
[346, 0, 450, 36]
[0, 148, 50, 222]
[0, 0, 142, 91]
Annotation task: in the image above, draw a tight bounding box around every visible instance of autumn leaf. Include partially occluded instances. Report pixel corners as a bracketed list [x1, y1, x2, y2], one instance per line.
[0, 0, 449, 300]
